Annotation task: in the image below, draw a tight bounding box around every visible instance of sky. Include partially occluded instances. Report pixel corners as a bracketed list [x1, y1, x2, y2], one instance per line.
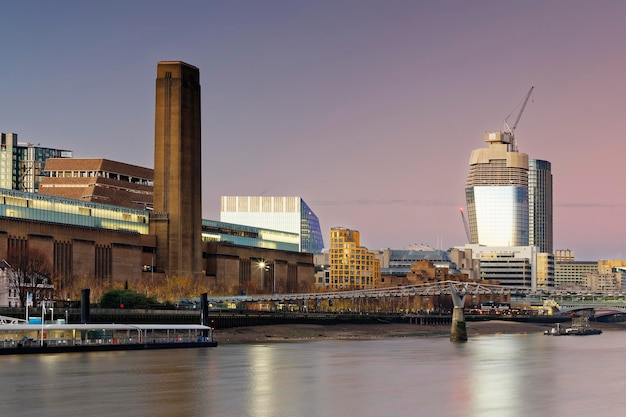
[1, 1, 625, 261]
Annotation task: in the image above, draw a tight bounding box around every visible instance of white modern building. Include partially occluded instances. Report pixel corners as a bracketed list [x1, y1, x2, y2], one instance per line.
[453, 244, 554, 289]
[220, 196, 324, 254]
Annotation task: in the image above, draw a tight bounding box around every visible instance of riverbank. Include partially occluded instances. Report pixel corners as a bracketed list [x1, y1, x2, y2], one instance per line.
[214, 319, 626, 344]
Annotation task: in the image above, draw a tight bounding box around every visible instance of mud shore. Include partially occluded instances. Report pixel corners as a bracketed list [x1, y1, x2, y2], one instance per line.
[213, 320, 626, 344]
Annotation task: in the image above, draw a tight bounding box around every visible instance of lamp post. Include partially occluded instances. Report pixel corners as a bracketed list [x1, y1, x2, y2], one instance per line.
[40, 300, 45, 346]
[258, 260, 275, 293]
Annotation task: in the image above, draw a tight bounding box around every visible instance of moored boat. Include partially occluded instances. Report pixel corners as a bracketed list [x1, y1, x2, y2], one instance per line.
[0, 323, 217, 355]
[544, 317, 602, 336]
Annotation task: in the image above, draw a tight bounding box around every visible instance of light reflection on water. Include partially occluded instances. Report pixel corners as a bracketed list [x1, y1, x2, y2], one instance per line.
[1, 332, 625, 417]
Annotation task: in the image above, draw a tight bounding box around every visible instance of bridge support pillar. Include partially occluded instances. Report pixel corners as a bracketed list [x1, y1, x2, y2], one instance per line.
[450, 283, 468, 343]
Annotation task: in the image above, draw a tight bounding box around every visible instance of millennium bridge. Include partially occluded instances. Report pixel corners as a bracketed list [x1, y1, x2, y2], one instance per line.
[202, 280, 626, 315]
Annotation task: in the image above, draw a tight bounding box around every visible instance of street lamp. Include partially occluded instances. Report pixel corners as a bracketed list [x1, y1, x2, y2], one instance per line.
[258, 260, 275, 293]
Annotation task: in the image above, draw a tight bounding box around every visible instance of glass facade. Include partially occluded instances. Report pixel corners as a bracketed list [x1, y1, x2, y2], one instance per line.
[0, 188, 149, 234]
[220, 196, 324, 253]
[0, 189, 304, 251]
[300, 199, 324, 254]
[470, 186, 528, 246]
[529, 159, 553, 253]
[465, 132, 530, 247]
[466, 135, 553, 256]
[384, 249, 451, 275]
[0, 147, 324, 260]
[201, 219, 300, 252]
[464, 133, 555, 287]
[0, 133, 73, 193]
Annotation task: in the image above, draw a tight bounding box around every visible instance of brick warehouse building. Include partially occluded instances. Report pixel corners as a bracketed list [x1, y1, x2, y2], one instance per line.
[39, 158, 154, 210]
[0, 61, 314, 304]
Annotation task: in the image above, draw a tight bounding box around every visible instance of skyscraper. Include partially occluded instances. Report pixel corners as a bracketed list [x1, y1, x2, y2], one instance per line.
[151, 61, 203, 278]
[465, 131, 529, 247]
[462, 127, 555, 288]
[529, 159, 553, 253]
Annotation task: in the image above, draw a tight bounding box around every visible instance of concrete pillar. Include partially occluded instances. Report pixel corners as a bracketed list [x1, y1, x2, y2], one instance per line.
[449, 283, 468, 342]
[450, 306, 468, 342]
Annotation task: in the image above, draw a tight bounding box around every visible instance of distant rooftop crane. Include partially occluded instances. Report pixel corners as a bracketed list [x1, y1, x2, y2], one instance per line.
[459, 207, 471, 243]
[503, 86, 534, 150]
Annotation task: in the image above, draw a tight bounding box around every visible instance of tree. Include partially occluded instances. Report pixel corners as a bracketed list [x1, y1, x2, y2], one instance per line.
[100, 289, 159, 309]
[6, 248, 54, 307]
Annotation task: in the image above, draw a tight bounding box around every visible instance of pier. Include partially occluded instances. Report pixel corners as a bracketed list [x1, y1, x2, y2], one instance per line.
[0, 323, 216, 355]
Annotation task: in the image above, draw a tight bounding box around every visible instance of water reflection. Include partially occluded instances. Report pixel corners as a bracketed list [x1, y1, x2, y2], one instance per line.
[2, 333, 626, 417]
[470, 336, 526, 416]
[248, 345, 276, 416]
[466, 333, 564, 417]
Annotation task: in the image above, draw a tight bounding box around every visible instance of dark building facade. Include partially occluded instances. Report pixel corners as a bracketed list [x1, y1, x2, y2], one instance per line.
[39, 158, 154, 210]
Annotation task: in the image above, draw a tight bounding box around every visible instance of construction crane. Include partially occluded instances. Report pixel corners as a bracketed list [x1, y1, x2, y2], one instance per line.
[503, 86, 534, 150]
[459, 207, 471, 243]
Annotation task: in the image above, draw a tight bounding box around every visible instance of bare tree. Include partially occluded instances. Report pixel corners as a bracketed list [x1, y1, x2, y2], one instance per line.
[6, 248, 54, 307]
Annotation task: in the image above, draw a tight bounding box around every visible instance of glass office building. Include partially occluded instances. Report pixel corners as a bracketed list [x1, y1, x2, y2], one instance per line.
[466, 132, 529, 246]
[0, 133, 73, 193]
[201, 219, 300, 252]
[0, 189, 303, 252]
[463, 132, 555, 288]
[382, 249, 451, 276]
[529, 159, 553, 253]
[0, 188, 149, 234]
[220, 196, 324, 253]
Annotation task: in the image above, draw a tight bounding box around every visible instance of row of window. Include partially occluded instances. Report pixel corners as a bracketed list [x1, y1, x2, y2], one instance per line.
[0, 190, 150, 234]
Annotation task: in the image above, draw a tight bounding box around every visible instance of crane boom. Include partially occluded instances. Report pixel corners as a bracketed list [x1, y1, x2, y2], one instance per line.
[511, 86, 534, 132]
[504, 86, 534, 134]
[459, 208, 471, 243]
[503, 86, 534, 151]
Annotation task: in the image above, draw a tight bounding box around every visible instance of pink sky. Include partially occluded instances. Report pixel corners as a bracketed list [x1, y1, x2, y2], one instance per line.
[1, 1, 624, 260]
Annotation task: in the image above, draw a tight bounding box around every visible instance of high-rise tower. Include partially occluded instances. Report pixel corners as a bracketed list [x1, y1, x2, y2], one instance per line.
[529, 159, 553, 253]
[465, 131, 529, 246]
[151, 61, 203, 278]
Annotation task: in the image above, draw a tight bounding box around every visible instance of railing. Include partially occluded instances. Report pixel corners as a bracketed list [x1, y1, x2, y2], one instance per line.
[204, 280, 626, 304]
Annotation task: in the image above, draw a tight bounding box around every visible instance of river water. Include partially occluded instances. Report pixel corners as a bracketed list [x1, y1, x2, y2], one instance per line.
[1, 331, 624, 417]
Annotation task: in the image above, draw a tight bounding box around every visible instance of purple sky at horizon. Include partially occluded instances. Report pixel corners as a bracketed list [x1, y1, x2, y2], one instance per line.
[1, 1, 625, 261]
